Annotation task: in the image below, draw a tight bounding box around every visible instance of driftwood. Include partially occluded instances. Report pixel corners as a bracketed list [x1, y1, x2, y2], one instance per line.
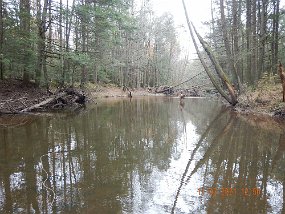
[19, 88, 85, 113]
[20, 92, 67, 112]
[0, 80, 86, 114]
[156, 72, 203, 94]
[155, 85, 174, 94]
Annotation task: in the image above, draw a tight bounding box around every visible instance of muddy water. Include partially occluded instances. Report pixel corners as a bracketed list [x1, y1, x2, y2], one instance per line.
[0, 97, 284, 214]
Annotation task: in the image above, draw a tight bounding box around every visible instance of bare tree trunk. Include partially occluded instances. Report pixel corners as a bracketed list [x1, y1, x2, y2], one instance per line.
[182, 0, 236, 105]
[64, 0, 75, 84]
[154, 43, 158, 86]
[20, 0, 31, 83]
[258, 0, 268, 78]
[251, 0, 258, 82]
[35, 0, 43, 86]
[94, 64, 98, 83]
[80, 0, 87, 88]
[210, 0, 217, 50]
[43, 0, 53, 90]
[73, 16, 79, 87]
[59, 0, 64, 87]
[246, 0, 253, 84]
[35, 0, 49, 87]
[232, 0, 243, 88]
[192, 23, 238, 105]
[220, 0, 241, 90]
[272, 0, 280, 73]
[93, 2, 98, 84]
[0, 0, 3, 80]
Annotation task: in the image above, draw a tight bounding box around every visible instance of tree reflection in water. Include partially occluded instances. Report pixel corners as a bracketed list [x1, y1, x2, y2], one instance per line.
[0, 97, 284, 213]
[171, 99, 285, 213]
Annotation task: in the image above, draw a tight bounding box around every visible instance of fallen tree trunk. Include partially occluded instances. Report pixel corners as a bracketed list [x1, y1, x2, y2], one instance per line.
[156, 72, 203, 94]
[0, 80, 86, 114]
[19, 88, 86, 113]
[20, 92, 67, 112]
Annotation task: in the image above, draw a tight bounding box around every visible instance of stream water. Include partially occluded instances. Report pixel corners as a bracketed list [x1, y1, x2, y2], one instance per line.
[0, 97, 284, 213]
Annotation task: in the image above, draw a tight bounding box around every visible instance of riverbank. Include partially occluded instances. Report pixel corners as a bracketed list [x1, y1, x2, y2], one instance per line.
[0, 80, 157, 114]
[86, 84, 154, 99]
[234, 76, 285, 118]
[0, 79, 85, 113]
[1, 78, 285, 118]
[0, 79, 49, 113]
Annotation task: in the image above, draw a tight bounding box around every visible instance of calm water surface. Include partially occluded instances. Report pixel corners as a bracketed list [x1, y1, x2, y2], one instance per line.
[0, 97, 285, 214]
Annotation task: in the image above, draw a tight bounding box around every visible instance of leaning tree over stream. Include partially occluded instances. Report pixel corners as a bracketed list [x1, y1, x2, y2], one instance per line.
[208, 0, 283, 86]
[181, 0, 285, 105]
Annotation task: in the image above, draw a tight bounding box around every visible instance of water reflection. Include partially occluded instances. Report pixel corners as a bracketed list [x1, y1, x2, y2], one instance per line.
[0, 97, 284, 213]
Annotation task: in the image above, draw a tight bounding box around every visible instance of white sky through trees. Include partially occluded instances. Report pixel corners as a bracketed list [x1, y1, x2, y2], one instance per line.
[152, 0, 285, 59]
[152, 0, 212, 58]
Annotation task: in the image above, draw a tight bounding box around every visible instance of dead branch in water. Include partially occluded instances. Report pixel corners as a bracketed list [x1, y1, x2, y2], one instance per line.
[0, 88, 86, 114]
[20, 92, 67, 112]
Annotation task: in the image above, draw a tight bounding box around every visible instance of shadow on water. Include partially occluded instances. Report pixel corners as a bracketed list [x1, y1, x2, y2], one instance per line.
[0, 97, 285, 213]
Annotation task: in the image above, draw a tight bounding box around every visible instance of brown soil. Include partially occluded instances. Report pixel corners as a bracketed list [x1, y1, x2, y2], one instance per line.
[0, 79, 49, 113]
[88, 85, 154, 99]
[235, 76, 285, 117]
[0, 80, 154, 114]
[232, 79, 285, 133]
[1, 77, 285, 119]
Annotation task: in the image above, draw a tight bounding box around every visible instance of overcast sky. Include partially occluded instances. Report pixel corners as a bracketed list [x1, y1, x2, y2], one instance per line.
[151, 0, 285, 58]
[152, 0, 212, 28]
[152, 0, 212, 57]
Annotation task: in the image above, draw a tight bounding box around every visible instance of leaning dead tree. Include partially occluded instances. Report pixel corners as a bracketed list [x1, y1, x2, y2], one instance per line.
[182, 0, 238, 106]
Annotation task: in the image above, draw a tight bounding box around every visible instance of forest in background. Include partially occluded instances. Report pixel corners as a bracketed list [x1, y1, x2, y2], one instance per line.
[0, 0, 285, 91]
[0, 0, 183, 89]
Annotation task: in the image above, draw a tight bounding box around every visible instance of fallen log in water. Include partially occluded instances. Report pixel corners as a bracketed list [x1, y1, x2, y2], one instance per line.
[20, 92, 67, 112]
[0, 80, 86, 114]
[22, 88, 86, 113]
[0, 88, 85, 114]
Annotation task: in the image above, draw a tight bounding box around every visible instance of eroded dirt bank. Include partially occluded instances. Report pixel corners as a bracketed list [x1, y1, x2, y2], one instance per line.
[1, 78, 285, 119]
[234, 78, 285, 118]
[0, 79, 49, 113]
[0, 79, 85, 113]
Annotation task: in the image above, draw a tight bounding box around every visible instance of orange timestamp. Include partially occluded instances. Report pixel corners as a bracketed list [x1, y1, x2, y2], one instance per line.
[198, 187, 261, 197]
